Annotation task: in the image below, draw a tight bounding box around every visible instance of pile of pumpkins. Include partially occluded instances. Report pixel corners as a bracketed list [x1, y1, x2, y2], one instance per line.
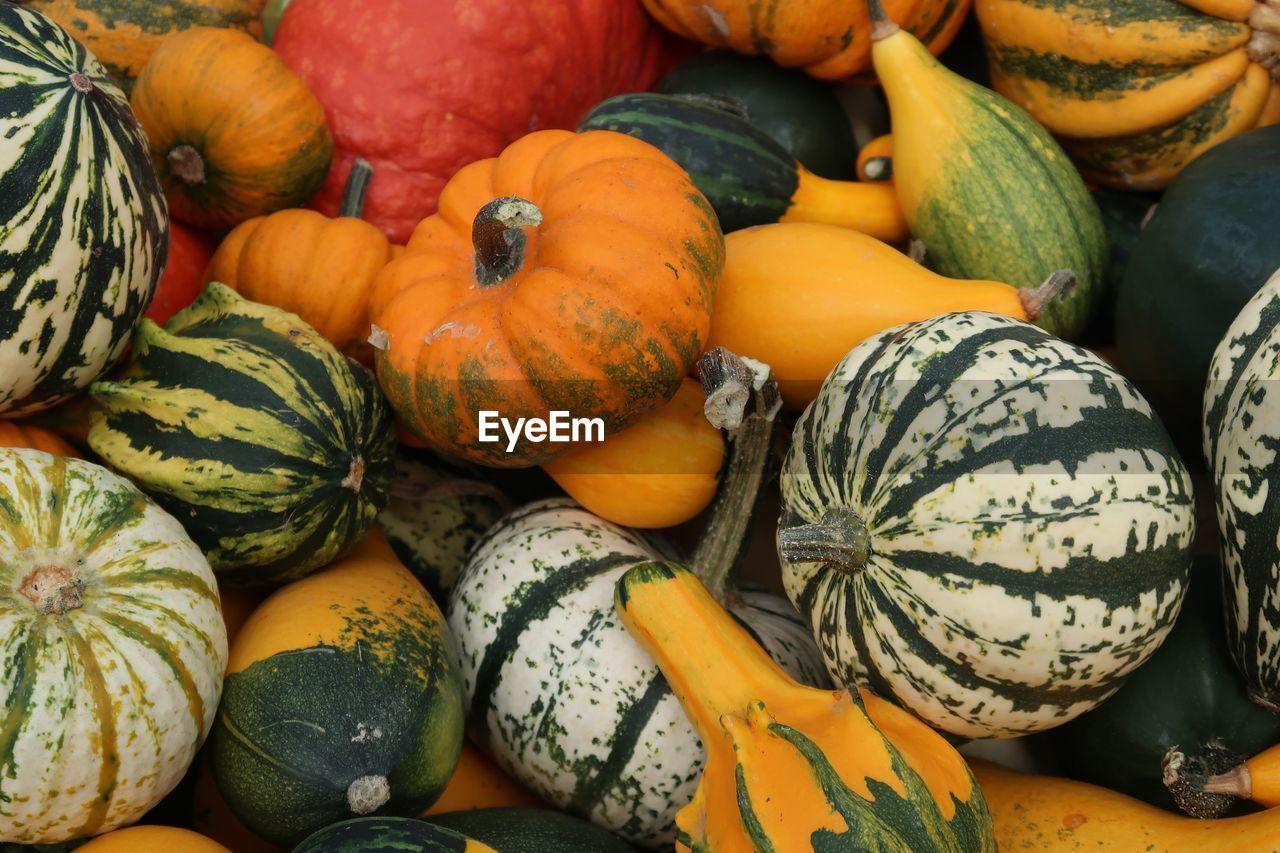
[3, 0, 1280, 850]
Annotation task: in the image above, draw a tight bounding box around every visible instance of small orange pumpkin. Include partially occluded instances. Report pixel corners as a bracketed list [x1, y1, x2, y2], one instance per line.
[369, 129, 724, 467]
[130, 27, 332, 230]
[207, 159, 391, 361]
[0, 421, 80, 457]
[77, 825, 231, 853]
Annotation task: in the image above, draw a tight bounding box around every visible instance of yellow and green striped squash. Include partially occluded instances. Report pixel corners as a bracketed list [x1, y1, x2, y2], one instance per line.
[0, 449, 227, 845]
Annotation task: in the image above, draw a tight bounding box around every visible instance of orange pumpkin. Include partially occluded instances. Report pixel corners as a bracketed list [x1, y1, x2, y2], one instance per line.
[0, 421, 80, 457]
[369, 129, 724, 467]
[77, 825, 231, 853]
[207, 159, 391, 361]
[130, 27, 332, 230]
[423, 742, 546, 815]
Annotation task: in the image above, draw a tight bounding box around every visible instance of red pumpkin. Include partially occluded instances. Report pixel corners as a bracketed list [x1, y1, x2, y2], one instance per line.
[272, 0, 688, 242]
[146, 221, 216, 326]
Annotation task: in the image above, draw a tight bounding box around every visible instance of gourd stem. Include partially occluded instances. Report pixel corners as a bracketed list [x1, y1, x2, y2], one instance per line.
[168, 145, 206, 185]
[1250, 0, 1280, 82]
[18, 565, 85, 616]
[68, 72, 94, 93]
[339, 158, 374, 218]
[346, 774, 390, 815]
[778, 508, 872, 576]
[472, 197, 542, 287]
[689, 348, 782, 603]
[1019, 270, 1078, 322]
[1203, 764, 1252, 798]
[866, 0, 899, 39]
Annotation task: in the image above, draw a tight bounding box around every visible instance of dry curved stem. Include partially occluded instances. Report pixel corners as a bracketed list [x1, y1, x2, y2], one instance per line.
[1161, 742, 1244, 819]
[473, 196, 542, 286]
[1019, 270, 1077, 321]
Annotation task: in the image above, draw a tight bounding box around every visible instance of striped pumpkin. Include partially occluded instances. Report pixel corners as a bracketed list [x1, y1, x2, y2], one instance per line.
[293, 818, 493, 853]
[87, 283, 396, 587]
[0, 449, 227, 844]
[447, 498, 828, 846]
[0, 3, 168, 417]
[778, 312, 1196, 739]
[1204, 267, 1280, 710]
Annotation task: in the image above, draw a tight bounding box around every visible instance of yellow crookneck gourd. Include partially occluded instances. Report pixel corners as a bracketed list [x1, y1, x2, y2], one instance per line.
[614, 561, 996, 852]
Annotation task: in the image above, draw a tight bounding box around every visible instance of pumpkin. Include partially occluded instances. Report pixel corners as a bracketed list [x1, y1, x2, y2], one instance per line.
[19, 0, 266, 93]
[207, 159, 392, 362]
[75, 827, 229, 853]
[869, 7, 1109, 340]
[368, 129, 723, 467]
[0, 422, 80, 457]
[705, 222, 1072, 409]
[0, 450, 227, 844]
[1118, 125, 1280, 453]
[88, 283, 396, 587]
[293, 817, 493, 853]
[192, 754, 283, 853]
[428, 809, 636, 853]
[640, 0, 971, 80]
[975, 0, 1280, 190]
[0, 3, 167, 418]
[209, 544, 465, 846]
[448, 350, 828, 845]
[541, 377, 725, 529]
[129, 26, 332, 231]
[422, 744, 544, 816]
[146, 221, 216, 327]
[778, 311, 1195, 739]
[614, 561, 996, 851]
[578, 93, 907, 241]
[271, 0, 684, 242]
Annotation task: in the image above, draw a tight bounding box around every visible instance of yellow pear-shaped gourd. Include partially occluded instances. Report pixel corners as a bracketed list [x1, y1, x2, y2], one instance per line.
[614, 561, 996, 851]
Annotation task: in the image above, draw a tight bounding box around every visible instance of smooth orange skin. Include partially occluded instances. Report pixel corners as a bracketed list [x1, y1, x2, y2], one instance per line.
[542, 378, 725, 528]
[207, 209, 392, 362]
[369, 129, 723, 468]
[131, 27, 333, 230]
[707, 222, 1028, 409]
[0, 421, 81, 457]
[192, 755, 284, 853]
[77, 825, 231, 853]
[216, 585, 266, 653]
[423, 742, 546, 815]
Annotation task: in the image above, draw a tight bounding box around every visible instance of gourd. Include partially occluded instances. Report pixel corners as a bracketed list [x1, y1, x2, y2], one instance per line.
[579, 93, 906, 241]
[206, 159, 392, 362]
[541, 377, 725, 528]
[868, 2, 1109, 340]
[1119, 125, 1280, 453]
[975, 0, 1280, 190]
[448, 350, 828, 845]
[209, 543, 465, 847]
[192, 755, 283, 853]
[272, 0, 683, 242]
[0, 422, 80, 457]
[422, 744, 544, 816]
[0, 450, 227, 844]
[146, 221, 215, 327]
[130, 27, 332, 230]
[0, 3, 167, 417]
[75, 827, 229, 853]
[705, 222, 1072, 408]
[1201, 742, 1280, 810]
[640, 0, 971, 80]
[428, 808, 636, 852]
[293, 818, 494, 853]
[88, 283, 396, 587]
[368, 129, 723, 467]
[778, 311, 1195, 738]
[1204, 266, 1280, 710]
[614, 561, 996, 851]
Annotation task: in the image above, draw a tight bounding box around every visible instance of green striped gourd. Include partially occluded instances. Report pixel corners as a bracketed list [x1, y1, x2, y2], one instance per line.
[87, 283, 395, 587]
[1204, 267, 1280, 710]
[428, 808, 637, 852]
[0, 449, 227, 844]
[294, 817, 493, 853]
[0, 3, 168, 417]
[778, 311, 1195, 739]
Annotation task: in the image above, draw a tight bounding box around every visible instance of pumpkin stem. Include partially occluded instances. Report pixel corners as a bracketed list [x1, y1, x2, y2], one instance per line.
[339, 158, 374, 218]
[19, 565, 85, 616]
[1162, 743, 1246, 818]
[689, 348, 782, 603]
[168, 145, 207, 186]
[341, 456, 366, 492]
[346, 774, 390, 815]
[68, 72, 94, 93]
[472, 197, 542, 287]
[1250, 0, 1280, 81]
[866, 0, 899, 39]
[1019, 270, 1077, 322]
[1203, 763, 1252, 798]
[778, 508, 872, 576]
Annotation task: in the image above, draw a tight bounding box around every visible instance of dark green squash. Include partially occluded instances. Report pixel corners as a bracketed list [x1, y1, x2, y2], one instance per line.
[1083, 187, 1159, 347]
[1115, 125, 1280, 455]
[428, 808, 636, 853]
[293, 817, 483, 852]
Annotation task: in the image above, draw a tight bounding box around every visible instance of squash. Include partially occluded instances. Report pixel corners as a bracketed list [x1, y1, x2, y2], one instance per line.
[192, 754, 283, 853]
[1088, 188, 1160, 347]
[88, 283, 396, 587]
[129, 27, 332, 231]
[1118, 125, 1280, 454]
[0, 450, 227, 844]
[146, 221, 216, 327]
[293, 817, 493, 853]
[272, 0, 683, 242]
[856, 134, 894, 182]
[971, 758, 1280, 850]
[869, 5, 1109, 340]
[428, 808, 635, 852]
[614, 561, 996, 851]
[778, 311, 1195, 738]
[368, 129, 723, 467]
[206, 159, 392, 362]
[209, 545, 464, 847]
[75, 827, 229, 853]
[975, 0, 1280, 190]
[0, 422, 80, 457]
[541, 377, 725, 528]
[448, 350, 828, 845]
[0, 3, 168, 418]
[640, 0, 972, 81]
[1204, 266, 1280, 710]
[422, 744, 544, 816]
[1202, 742, 1280, 809]
[705, 222, 1072, 409]
[19, 0, 266, 93]
[654, 49, 859, 180]
[578, 93, 906, 241]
